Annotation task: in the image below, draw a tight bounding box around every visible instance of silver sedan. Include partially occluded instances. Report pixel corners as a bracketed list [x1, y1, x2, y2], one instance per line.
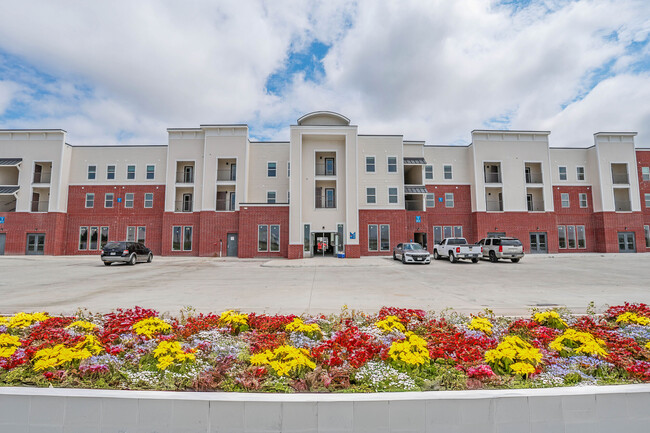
[393, 243, 431, 264]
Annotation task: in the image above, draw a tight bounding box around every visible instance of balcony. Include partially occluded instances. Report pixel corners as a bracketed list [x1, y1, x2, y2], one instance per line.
[33, 171, 52, 184]
[484, 172, 501, 183]
[176, 171, 194, 183]
[611, 163, 629, 185]
[217, 170, 236, 181]
[315, 163, 336, 176]
[405, 199, 423, 211]
[526, 200, 545, 212]
[174, 200, 193, 213]
[525, 172, 543, 183]
[486, 199, 503, 212]
[216, 199, 236, 211]
[484, 163, 501, 183]
[30, 200, 49, 213]
[524, 163, 543, 184]
[0, 196, 16, 212]
[614, 200, 631, 212]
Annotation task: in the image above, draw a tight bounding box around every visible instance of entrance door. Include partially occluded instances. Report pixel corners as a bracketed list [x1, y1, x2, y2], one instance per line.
[183, 166, 194, 183]
[0, 233, 5, 255]
[618, 232, 636, 253]
[34, 164, 43, 183]
[414, 232, 428, 250]
[529, 232, 547, 253]
[31, 192, 40, 212]
[230, 163, 236, 181]
[227, 233, 238, 257]
[182, 193, 193, 212]
[526, 194, 533, 211]
[26, 233, 45, 255]
[325, 158, 335, 175]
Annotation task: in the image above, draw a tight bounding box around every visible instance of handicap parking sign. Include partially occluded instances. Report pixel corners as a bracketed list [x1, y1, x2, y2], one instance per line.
[439, 197, 443, 202]
[0, 216, 4, 223]
[415, 216, 421, 223]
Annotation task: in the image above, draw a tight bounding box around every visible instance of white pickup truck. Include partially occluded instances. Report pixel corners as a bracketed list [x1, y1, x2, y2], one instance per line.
[433, 238, 481, 263]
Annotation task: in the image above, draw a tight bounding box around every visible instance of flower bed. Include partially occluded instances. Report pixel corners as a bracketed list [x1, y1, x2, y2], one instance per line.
[1, 304, 650, 392]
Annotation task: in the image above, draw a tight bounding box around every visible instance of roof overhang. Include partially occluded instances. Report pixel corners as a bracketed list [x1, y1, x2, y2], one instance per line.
[403, 157, 427, 165]
[0, 186, 20, 194]
[404, 186, 428, 194]
[0, 158, 22, 166]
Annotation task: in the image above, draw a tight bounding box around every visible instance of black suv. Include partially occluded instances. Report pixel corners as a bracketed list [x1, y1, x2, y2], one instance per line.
[101, 241, 153, 266]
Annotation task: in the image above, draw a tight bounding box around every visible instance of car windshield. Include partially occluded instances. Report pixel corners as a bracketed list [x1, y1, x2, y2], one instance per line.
[404, 243, 423, 250]
[502, 239, 522, 246]
[104, 242, 125, 249]
[448, 238, 467, 245]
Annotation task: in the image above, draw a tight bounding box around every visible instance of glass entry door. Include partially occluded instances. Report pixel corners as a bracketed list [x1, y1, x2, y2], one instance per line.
[618, 232, 636, 253]
[26, 233, 45, 255]
[529, 232, 547, 253]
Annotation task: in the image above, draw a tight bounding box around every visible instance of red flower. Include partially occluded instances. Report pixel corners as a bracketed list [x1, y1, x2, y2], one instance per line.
[313, 326, 383, 369]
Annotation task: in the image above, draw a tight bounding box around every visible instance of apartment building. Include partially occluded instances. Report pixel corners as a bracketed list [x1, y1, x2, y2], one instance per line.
[0, 111, 648, 257]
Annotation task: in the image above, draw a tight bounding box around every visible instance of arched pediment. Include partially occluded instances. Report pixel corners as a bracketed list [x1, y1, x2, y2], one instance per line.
[297, 111, 350, 126]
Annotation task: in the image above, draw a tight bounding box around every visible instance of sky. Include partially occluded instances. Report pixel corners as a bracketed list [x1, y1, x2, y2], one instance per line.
[0, 0, 648, 148]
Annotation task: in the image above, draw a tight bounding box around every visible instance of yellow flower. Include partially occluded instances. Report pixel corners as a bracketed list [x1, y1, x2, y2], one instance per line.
[549, 329, 608, 358]
[32, 335, 102, 371]
[0, 333, 21, 358]
[219, 310, 249, 330]
[388, 332, 430, 366]
[485, 335, 542, 376]
[285, 318, 321, 336]
[66, 320, 98, 332]
[645, 341, 650, 351]
[153, 340, 196, 370]
[375, 316, 406, 333]
[616, 312, 650, 326]
[510, 362, 536, 376]
[468, 317, 493, 335]
[132, 317, 172, 338]
[250, 345, 316, 376]
[0, 316, 9, 326]
[533, 311, 568, 329]
[8, 312, 50, 328]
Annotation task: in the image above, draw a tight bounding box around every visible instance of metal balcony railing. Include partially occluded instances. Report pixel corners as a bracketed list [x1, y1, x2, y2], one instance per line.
[216, 199, 236, 211]
[0, 199, 16, 212]
[176, 171, 194, 183]
[405, 200, 423, 211]
[612, 174, 629, 184]
[614, 200, 632, 212]
[315, 163, 336, 176]
[174, 200, 193, 212]
[30, 200, 49, 212]
[216, 170, 236, 181]
[315, 197, 336, 208]
[525, 173, 543, 183]
[486, 200, 503, 211]
[526, 200, 545, 212]
[484, 172, 501, 183]
[33, 172, 52, 183]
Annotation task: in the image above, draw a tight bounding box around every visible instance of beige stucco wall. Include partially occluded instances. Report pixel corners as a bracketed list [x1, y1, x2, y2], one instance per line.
[358, 136, 404, 209]
[593, 133, 640, 212]
[68, 146, 167, 184]
[246, 142, 290, 204]
[166, 130, 204, 212]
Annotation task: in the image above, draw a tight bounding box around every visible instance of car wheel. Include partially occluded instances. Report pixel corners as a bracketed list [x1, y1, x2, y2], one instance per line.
[393, 252, 397, 260]
[147, 253, 153, 263]
[471, 258, 478, 263]
[401, 255, 406, 264]
[128, 254, 137, 265]
[489, 251, 498, 263]
[103, 262, 111, 266]
[511, 258, 520, 263]
[433, 251, 440, 260]
[449, 252, 456, 263]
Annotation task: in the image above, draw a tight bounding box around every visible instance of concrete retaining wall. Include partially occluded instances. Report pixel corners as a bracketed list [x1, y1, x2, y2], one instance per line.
[1, 384, 649, 432]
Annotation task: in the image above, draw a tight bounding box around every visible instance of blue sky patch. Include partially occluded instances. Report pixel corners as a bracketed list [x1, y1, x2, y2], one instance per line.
[265, 41, 330, 96]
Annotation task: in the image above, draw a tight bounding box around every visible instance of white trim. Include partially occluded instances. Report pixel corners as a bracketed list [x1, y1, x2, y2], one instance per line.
[84, 192, 95, 208]
[444, 192, 454, 208]
[124, 192, 134, 208]
[144, 192, 154, 208]
[560, 192, 570, 208]
[579, 193, 588, 208]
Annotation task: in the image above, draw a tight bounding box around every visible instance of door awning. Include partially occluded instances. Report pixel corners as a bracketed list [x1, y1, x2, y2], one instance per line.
[0, 186, 19, 194]
[403, 157, 427, 165]
[0, 158, 22, 166]
[404, 186, 428, 194]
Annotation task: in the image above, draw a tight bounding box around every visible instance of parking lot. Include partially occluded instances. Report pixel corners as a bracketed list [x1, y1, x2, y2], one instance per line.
[1, 253, 649, 316]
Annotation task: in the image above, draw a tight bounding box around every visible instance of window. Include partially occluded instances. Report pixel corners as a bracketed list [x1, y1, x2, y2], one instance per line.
[643, 167, 650, 181]
[425, 165, 433, 180]
[558, 226, 566, 249]
[126, 226, 136, 242]
[388, 187, 398, 204]
[287, 191, 290, 204]
[325, 188, 335, 208]
[443, 165, 452, 180]
[172, 226, 182, 251]
[366, 156, 375, 173]
[105, 193, 114, 208]
[85, 193, 94, 208]
[267, 191, 276, 204]
[445, 192, 454, 208]
[559, 166, 567, 181]
[146, 165, 155, 180]
[303, 224, 310, 252]
[366, 187, 376, 204]
[433, 226, 442, 245]
[100, 227, 109, 248]
[127, 165, 136, 180]
[368, 224, 378, 251]
[577, 166, 585, 181]
[79, 227, 88, 250]
[267, 162, 277, 177]
[270, 225, 280, 252]
[258, 225, 268, 251]
[380, 224, 390, 251]
[561, 193, 570, 208]
[87, 165, 96, 180]
[183, 226, 193, 251]
[426, 193, 435, 208]
[125, 193, 134, 208]
[107, 165, 115, 180]
[89, 227, 98, 250]
[577, 225, 586, 249]
[337, 223, 344, 252]
[454, 226, 463, 237]
[645, 225, 650, 248]
[645, 193, 650, 208]
[567, 225, 576, 248]
[579, 193, 588, 208]
[287, 162, 290, 177]
[387, 157, 397, 173]
[144, 193, 153, 208]
[137, 226, 146, 244]
[443, 226, 453, 238]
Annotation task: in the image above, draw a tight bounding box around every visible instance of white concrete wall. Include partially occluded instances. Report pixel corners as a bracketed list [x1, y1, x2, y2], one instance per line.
[1, 385, 649, 432]
[358, 136, 404, 209]
[247, 142, 290, 204]
[594, 133, 640, 212]
[166, 130, 204, 212]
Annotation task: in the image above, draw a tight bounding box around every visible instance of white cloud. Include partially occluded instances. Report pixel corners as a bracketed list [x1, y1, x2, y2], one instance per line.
[0, 80, 23, 115]
[0, 0, 648, 147]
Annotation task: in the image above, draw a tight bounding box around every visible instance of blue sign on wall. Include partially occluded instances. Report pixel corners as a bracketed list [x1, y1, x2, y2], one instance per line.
[415, 216, 421, 223]
[438, 197, 443, 202]
[349, 232, 356, 240]
[0, 216, 4, 223]
[117, 197, 122, 203]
